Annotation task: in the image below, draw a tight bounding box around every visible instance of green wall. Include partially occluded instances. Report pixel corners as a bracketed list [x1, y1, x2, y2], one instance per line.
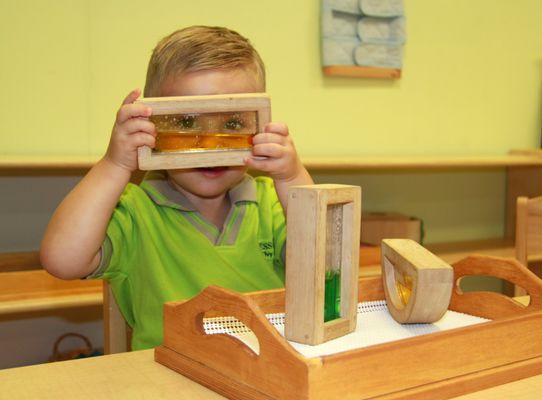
[1, 0, 541, 243]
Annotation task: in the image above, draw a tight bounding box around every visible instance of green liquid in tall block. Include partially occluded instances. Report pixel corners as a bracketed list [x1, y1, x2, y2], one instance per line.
[324, 269, 341, 322]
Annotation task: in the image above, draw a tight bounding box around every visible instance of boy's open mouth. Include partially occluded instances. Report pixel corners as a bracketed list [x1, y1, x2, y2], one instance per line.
[196, 166, 229, 177]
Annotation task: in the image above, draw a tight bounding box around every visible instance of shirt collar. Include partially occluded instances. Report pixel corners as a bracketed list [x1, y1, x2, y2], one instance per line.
[140, 170, 257, 211]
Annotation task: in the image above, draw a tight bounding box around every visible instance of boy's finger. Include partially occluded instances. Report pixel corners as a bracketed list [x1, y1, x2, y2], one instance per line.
[130, 132, 156, 149]
[264, 122, 289, 136]
[119, 118, 156, 136]
[245, 156, 273, 172]
[116, 103, 152, 124]
[252, 132, 284, 145]
[252, 143, 283, 159]
[121, 89, 141, 106]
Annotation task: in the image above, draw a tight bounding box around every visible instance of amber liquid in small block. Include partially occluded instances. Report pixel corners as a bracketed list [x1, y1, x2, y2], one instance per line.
[396, 274, 413, 306]
[155, 131, 253, 153]
[324, 269, 341, 322]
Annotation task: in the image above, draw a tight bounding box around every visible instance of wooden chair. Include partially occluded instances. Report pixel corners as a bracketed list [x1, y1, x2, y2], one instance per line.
[102, 170, 143, 354]
[515, 196, 542, 295]
[103, 281, 131, 354]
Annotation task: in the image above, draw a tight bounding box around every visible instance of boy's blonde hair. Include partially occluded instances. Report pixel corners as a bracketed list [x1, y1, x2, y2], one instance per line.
[144, 26, 266, 97]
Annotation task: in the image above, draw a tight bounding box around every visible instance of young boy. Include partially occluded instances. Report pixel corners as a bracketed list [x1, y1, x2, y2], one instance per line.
[40, 26, 313, 350]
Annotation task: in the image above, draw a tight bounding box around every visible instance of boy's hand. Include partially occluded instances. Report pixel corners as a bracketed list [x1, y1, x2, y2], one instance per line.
[104, 89, 156, 172]
[245, 122, 305, 182]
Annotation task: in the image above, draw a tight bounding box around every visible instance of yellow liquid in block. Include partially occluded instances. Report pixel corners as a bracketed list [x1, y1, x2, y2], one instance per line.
[155, 132, 253, 152]
[396, 275, 413, 306]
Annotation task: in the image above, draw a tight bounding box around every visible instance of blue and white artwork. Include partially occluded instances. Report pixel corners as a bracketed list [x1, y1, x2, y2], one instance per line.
[321, 0, 406, 69]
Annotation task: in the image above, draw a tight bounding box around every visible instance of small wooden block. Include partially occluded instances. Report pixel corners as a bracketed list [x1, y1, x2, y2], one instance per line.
[136, 93, 271, 170]
[382, 239, 453, 323]
[285, 184, 361, 345]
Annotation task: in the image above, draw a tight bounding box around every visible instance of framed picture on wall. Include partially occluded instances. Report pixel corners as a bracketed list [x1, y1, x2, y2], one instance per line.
[321, 0, 406, 78]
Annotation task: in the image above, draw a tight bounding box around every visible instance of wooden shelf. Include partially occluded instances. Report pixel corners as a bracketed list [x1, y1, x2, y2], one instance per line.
[0, 269, 102, 316]
[0, 239, 533, 315]
[303, 154, 542, 170]
[0, 155, 100, 171]
[426, 237, 516, 263]
[2, 152, 542, 172]
[0, 251, 41, 272]
[359, 237, 520, 277]
[0, 252, 102, 315]
[323, 65, 401, 79]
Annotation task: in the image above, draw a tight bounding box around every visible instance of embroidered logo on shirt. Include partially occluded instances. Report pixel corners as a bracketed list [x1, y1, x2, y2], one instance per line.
[259, 241, 274, 260]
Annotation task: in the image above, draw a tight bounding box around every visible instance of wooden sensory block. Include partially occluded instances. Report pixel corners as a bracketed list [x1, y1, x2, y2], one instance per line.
[136, 93, 270, 170]
[284, 184, 362, 345]
[382, 238, 454, 323]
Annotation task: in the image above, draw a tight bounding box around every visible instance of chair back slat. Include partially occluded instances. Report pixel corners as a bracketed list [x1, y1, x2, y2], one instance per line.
[527, 214, 542, 254]
[515, 196, 542, 295]
[103, 281, 130, 354]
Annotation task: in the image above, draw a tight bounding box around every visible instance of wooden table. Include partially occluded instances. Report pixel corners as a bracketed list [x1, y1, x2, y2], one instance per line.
[0, 349, 541, 399]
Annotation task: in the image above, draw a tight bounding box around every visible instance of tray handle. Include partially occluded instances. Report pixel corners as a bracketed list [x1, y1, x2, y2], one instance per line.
[450, 255, 542, 319]
[161, 285, 309, 379]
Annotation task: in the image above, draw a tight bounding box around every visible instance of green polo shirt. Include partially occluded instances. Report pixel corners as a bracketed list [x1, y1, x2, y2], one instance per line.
[90, 172, 286, 350]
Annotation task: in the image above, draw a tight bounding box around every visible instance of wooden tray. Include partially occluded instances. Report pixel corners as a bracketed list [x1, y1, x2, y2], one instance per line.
[155, 255, 542, 400]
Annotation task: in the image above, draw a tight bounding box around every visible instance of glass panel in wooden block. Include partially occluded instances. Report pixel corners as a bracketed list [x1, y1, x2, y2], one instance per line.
[151, 111, 257, 153]
[383, 256, 413, 309]
[395, 271, 413, 306]
[325, 203, 343, 322]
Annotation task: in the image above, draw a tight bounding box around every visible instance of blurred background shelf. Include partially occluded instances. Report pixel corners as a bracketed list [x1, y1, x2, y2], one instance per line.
[359, 238, 520, 277]
[0, 270, 102, 316]
[303, 153, 542, 170]
[3, 239, 535, 316]
[0, 251, 102, 316]
[2, 150, 542, 172]
[0, 155, 100, 171]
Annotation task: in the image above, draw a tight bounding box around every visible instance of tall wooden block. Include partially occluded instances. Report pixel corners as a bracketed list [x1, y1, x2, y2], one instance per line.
[382, 239, 453, 324]
[136, 93, 270, 170]
[285, 184, 361, 345]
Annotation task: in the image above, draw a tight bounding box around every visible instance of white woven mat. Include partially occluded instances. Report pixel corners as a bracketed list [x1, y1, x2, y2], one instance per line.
[203, 300, 489, 358]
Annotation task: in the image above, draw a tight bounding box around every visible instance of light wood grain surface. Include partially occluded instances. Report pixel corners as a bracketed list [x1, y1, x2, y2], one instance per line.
[0, 350, 224, 400]
[1, 348, 541, 399]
